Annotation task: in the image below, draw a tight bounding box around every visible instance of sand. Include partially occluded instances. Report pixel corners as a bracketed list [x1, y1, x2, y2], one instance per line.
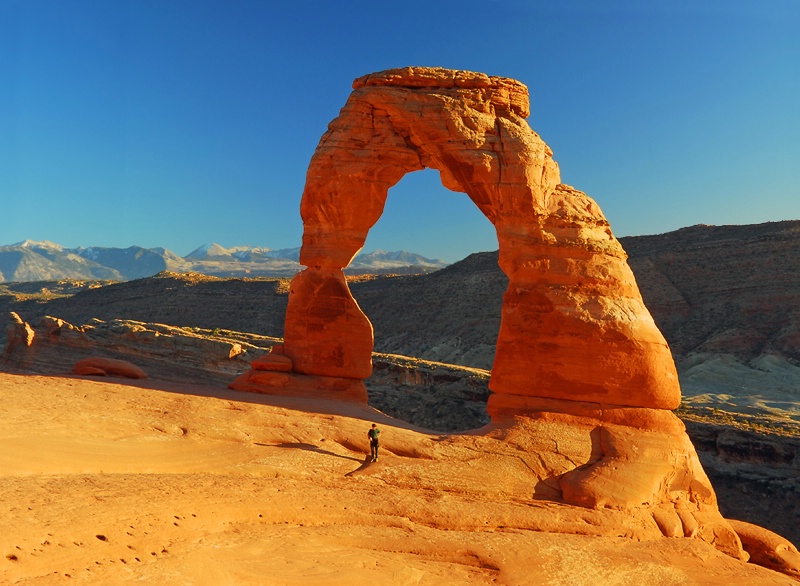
[1, 372, 795, 585]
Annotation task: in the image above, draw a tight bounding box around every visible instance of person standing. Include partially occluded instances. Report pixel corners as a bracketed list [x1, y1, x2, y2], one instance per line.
[368, 424, 380, 462]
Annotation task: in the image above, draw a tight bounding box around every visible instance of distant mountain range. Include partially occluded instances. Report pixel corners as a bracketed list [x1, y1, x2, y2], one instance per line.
[0, 241, 448, 283]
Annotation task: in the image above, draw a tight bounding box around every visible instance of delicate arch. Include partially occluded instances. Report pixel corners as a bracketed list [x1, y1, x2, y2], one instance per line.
[252, 67, 681, 413]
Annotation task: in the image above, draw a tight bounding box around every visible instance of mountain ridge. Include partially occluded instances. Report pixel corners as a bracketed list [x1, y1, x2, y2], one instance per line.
[0, 241, 448, 282]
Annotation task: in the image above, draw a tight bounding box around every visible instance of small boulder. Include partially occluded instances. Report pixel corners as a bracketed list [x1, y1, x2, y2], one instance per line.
[6, 312, 35, 349]
[73, 365, 108, 376]
[728, 519, 800, 578]
[72, 357, 148, 379]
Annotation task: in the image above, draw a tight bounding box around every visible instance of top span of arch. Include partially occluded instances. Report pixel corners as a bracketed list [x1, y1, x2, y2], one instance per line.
[353, 66, 531, 118]
[299, 66, 558, 270]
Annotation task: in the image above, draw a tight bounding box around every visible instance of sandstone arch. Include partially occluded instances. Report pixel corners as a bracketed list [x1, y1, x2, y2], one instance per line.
[226, 69, 751, 558]
[233, 67, 680, 411]
[259, 67, 679, 413]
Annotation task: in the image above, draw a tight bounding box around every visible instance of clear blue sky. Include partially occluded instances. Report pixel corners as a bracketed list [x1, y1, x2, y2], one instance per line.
[1, 0, 798, 262]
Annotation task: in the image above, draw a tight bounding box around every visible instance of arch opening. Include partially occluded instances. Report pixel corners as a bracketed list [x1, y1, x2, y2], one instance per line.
[350, 167, 502, 431]
[360, 167, 498, 265]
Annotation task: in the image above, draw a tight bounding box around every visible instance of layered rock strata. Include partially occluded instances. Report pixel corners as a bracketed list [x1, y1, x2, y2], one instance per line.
[0, 313, 276, 384]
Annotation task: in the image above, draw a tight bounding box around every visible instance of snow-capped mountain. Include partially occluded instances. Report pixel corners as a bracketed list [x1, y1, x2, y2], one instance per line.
[348, 249, 446, 271]
[184, 243, 234, 260]
[12, 240, 65, 252]
[1, 242, 121, 282]
[72, 246, 179, 280]
[0, 241, 448, 283]
[187, 244, 301, 262]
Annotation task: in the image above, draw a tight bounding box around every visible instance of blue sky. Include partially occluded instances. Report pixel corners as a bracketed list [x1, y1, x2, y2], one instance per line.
[1, 0, 798, 262]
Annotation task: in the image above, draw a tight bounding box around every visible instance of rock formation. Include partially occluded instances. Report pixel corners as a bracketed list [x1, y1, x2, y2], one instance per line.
[6, 312, 34, 351]
[4, 231, 800, 563]
[728, 519, 800, 579]
[10, 67, 796, 569]
[226, 66, 757, 561]
[3, 373, 795, 585]
[237, 66, 679, 414]
[73, 357, 148, 379]
[0, 313, 274, 385]
[1, 313, 486, 420]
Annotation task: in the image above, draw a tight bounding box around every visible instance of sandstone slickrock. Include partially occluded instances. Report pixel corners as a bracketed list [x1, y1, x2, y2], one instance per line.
[0, 312, 486, 426]
[3, 231, 799, 557]
[4, 373, 795, 585]
[4, 67, 787, 569]
[728, 519, 800, 579]
[230, 66, 745, 560]
[1, 313, 277, 384]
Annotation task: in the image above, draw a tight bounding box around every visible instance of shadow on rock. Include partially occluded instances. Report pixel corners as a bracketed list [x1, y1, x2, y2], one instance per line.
[260, 441, 365, 463]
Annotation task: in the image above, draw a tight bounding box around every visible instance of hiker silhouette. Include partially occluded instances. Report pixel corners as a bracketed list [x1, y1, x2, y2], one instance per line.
[367, 424, 380, 462]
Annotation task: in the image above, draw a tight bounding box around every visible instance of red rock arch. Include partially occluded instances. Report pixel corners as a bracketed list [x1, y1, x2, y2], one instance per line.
[254, 67, 680, 413]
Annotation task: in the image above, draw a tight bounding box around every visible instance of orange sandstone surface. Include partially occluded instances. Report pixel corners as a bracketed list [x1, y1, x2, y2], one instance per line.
[5, 68, 794, 583]
[72, 357, 148, 379]
[1, 372, 796, 585]
[235, 65, 679, 412]
[226, 67, 773, 569]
